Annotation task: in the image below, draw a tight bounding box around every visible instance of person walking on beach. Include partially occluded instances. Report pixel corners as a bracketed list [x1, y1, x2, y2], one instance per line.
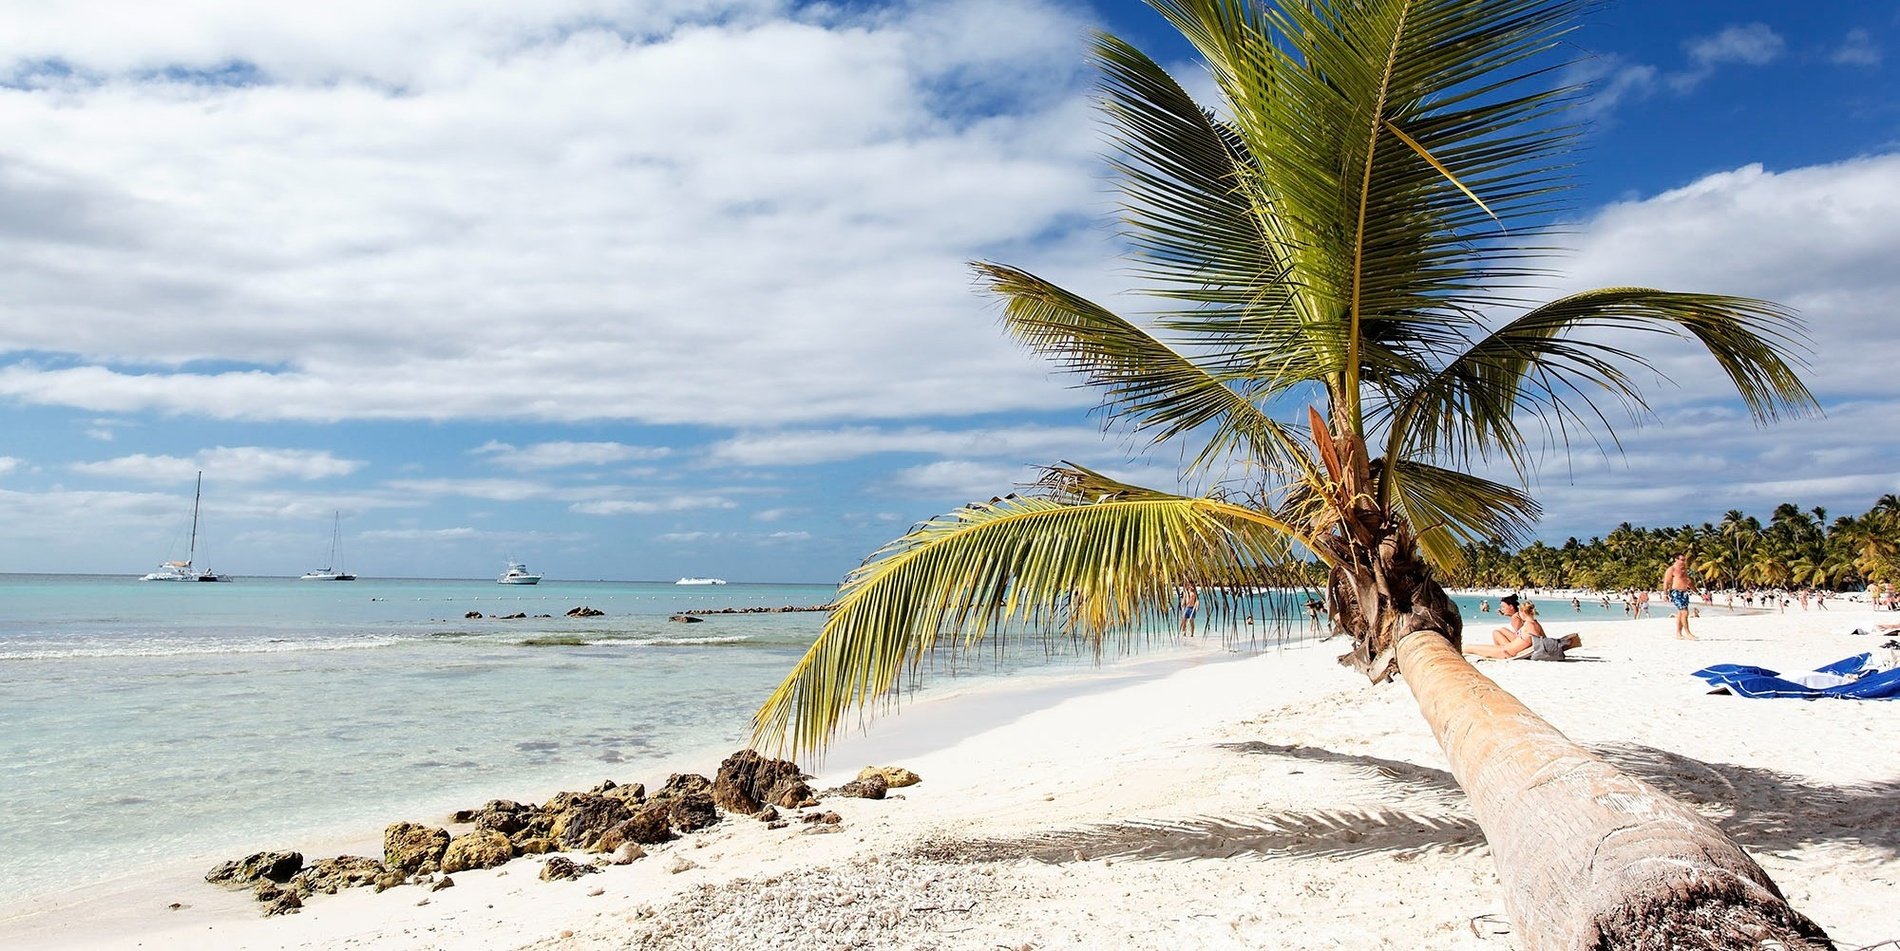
[1663, 553, 1697, 640]
[1180, 582, 1199, 638]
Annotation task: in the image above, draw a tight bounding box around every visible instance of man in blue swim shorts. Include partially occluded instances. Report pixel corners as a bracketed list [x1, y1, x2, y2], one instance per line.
[1662, 553, 1696, 640]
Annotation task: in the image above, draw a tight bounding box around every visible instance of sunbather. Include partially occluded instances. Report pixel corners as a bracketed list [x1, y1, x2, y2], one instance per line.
[1466, 601, 1543, 658]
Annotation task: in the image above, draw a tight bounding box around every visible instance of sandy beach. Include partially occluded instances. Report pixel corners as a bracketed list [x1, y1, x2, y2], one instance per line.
[9, 607, 1898, 950]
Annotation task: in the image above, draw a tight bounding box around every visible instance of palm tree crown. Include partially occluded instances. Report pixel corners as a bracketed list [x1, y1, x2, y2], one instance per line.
[754, 0, 1814, 755]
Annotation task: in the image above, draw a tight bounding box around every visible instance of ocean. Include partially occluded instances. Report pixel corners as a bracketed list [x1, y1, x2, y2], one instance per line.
[0, 573, 1641, 913]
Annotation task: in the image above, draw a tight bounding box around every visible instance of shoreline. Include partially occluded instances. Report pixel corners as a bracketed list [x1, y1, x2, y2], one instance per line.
[8, 611, 1897, 948]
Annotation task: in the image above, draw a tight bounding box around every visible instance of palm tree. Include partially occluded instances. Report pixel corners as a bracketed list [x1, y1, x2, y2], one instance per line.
[754, 1, 1825, 946]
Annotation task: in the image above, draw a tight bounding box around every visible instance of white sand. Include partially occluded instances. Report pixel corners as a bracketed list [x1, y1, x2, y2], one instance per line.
[10, 609, 1899, 949]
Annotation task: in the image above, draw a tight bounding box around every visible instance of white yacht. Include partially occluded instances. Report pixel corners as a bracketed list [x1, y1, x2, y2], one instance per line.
[141, 472, 230, 582]
[675, 577, 726, 585]
[498, 561, 543, 585]
[301, 511, 357, 581]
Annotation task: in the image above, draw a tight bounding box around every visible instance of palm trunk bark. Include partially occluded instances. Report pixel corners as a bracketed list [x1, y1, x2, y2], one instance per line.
[1394, 629, 1832, 950]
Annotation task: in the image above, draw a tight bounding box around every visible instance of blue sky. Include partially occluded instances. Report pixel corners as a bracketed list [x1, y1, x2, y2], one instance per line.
[0, 0, 1896, 582]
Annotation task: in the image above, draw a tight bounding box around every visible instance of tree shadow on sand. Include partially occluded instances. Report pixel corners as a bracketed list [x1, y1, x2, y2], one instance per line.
[910, 741, 1898, 866]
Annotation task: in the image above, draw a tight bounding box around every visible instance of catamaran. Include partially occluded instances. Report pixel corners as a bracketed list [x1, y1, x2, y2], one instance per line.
[300, 511, 357, 581]
[140, 472, 230, 582]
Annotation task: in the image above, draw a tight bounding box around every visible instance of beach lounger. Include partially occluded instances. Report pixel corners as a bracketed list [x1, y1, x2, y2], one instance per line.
[1692, 653, 1900, 699]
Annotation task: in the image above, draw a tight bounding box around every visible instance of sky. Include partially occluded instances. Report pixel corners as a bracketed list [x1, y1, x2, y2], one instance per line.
[0, 0, 1896, 582]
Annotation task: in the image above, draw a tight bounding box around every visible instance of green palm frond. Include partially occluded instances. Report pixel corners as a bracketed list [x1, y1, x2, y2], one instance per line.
[1141, 0, 1592, 422]
[1378, 288, 1818, 484]
[976, 261, 1317, 480]
[752, 493, 1317, 756]
[1383, 459, 1541, 573]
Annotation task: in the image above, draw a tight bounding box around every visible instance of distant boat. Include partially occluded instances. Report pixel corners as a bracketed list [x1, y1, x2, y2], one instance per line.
[498, 561, 543, 585]
[140, 471, 230, 582]
[300, 511, 357, 581]
[675, 577, 726, 586]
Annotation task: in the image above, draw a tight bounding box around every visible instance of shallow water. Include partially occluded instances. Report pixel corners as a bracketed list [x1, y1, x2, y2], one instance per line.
[0, 574, 1650, 908]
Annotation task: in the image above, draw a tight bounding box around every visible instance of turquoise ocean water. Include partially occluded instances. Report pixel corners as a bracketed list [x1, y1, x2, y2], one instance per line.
[0, 574, 1638, 911]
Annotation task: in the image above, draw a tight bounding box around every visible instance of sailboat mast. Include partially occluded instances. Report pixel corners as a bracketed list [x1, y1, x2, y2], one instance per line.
[189, 471, 203, 565]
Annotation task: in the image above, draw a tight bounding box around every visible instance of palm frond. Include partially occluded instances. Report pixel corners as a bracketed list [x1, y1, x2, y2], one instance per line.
[1378, 287, 1818, 483]
[975, 261, 1318, 480]
[752, 493, 1315, 756]
[1383, 459, 1541, 573]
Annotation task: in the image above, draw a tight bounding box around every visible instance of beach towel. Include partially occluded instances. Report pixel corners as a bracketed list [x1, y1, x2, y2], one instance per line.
[1692, 653, 1900, 700]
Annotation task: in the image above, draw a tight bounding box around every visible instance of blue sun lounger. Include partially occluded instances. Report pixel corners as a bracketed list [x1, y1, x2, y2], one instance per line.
[1693, 653, 1900, 699]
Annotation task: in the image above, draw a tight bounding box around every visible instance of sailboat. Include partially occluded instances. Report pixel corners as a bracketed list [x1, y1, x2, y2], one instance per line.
[140, 471, 230, 582]
[300, 511, 357, 581]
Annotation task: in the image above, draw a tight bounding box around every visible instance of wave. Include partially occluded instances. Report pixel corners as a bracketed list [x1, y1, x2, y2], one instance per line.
[506, 634, 758, 648]
[0, 635, 409, 661]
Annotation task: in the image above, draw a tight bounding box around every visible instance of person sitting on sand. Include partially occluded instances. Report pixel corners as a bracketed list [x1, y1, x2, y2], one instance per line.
[1465, 600, 1544, 659]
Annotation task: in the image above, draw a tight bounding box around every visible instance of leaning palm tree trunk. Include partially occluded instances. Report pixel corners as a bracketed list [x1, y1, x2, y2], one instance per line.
[1397, 629, 1831, 949]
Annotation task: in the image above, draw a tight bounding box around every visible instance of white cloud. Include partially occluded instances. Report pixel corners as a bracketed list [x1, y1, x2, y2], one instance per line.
[1502, 154, 1900, 535]
[569, 494, 734, 515]
[1569, 57, 1658, 119]
[383, 477, 549, 501]
[1830, 28, 1881, 67]
[474, 440, 670, 470]
[0, 457, 20, 476]
[0, 0, 1101, 427]
[889, 459, 1040, 499]
[71, 446, 364, 482]
[708, 424, 1127, 466]
[359, 526, 481, 541]
[751, 506, 803, 522]
[1671, 23, 1784, 91]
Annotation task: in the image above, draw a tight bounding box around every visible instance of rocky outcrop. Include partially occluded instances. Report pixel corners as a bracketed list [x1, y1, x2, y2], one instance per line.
[668, 614, 703, 623]
[289, 856, 385, 896]
[547, 794, 633, 850]
[206, 850, 303, 889]
[465, 611, 482, 619]
[856, 766, 921, 789]
[566, 606, 605, 617]
[539, 857, 599, 882]
[441, 830, 514, 873]
[208, 748, 920, 914]
[383, 822, 451, 876]
[712, 750, 807, 815]
[820, 775, 888, 800]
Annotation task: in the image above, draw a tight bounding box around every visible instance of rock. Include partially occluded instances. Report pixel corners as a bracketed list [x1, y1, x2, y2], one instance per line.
[383, 822, 451, 876]
[431, 876, 455, 892]
[765, 776, 818, 809]
[765, 820, 789, 830]
[667, 791, 720, 833]
[612, 843, 646, 865]
[539, 857, 599, 882]
[566, 606, 605, 617]
[658, 773, 713, 799]
[668, 614, 703, 623]
[498, 612, 527, 620]
[515, 836, 558, 855]
[373, 871, 408, 892]
[752, 806, 779, 822]
[595, 801, 675, 849]
[546, 794, 633, 851]
[206, 850, 303, 889]
[289, 856, 385, 896]
[856, 766, 921, 789]
[820, 775, 888, 800]
[441, 830, 514, 873]
[801, 825, 844, 836]
[712, 749, 808, 815]
[600, 783, 646, 807]
[666, 856, 698, 875]
[465, 611, 483, 619]
[253, 881, 303, 916]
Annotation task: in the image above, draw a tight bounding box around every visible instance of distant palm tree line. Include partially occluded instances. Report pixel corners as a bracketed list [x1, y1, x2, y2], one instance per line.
[1443, 495, 1900, 592]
